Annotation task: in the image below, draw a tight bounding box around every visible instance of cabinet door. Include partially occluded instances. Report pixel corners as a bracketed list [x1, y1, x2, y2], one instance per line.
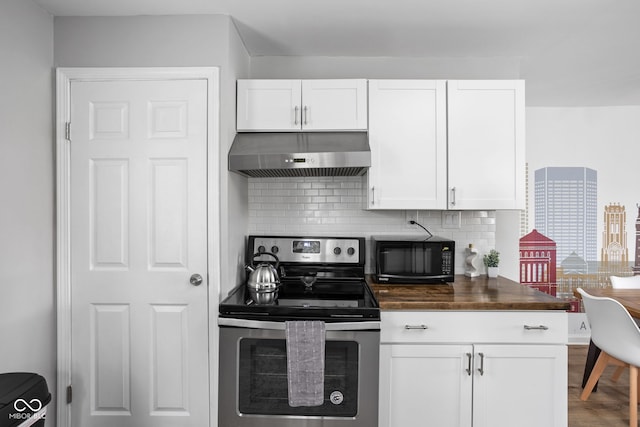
[236, 79, 301, 131]
[379, 344, 473, 427]
[447, 80, 525, 210]
[367, 80, 447, 209]
[472, 344, 567, 427]
[301, 79, 368, 130]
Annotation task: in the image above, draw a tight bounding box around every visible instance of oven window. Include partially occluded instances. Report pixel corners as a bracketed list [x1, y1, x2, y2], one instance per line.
[238, 339, 359, 417]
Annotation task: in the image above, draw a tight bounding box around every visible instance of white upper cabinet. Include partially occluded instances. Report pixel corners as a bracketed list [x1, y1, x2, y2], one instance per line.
[236, 80, 301, 131]
[447, 80, 525, 210]
[301, 80, 368, 130]
[367, 79, 525, 210]
[368, 80, 447, 209]
[236, 79, 368, 131]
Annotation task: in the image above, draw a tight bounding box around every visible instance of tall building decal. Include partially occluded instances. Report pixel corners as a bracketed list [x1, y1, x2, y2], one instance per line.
[601, 203, 628, 274]
[634, 205, 640, 275]
[520, 162, 529, 237]
[534, 167, 598, 264]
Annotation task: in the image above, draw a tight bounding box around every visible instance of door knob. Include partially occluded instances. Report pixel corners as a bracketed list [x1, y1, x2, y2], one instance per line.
[190, 273, 203, 286]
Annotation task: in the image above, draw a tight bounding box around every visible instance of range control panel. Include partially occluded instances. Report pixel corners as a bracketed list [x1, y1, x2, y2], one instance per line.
[249, 236, 363, 264]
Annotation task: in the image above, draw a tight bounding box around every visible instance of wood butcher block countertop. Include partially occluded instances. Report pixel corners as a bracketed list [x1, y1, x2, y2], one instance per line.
[368, 274, 571, 311]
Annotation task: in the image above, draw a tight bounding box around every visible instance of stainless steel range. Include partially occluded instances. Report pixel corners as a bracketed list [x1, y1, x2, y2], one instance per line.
[218, 235, 380, 427]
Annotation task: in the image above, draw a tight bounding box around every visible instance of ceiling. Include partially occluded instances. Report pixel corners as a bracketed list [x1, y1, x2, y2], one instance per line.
[33, 0, 640, 106]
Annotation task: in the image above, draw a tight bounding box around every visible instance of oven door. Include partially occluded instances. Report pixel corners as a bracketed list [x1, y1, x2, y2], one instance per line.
[218, 318, 380, 427]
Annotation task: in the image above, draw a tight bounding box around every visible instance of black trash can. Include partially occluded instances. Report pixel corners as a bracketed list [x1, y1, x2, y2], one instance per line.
[0, 373, 51, 427]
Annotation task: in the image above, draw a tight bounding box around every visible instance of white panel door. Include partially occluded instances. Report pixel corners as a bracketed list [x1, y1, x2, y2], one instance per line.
[70, 79, 209, 427]
[472, 344, 568, 427]
[447, 80, 525, 210]
[379, 344, 473, 427]
[236, 79, 302, 131]
[301, 79, 368, 130]
[367, 80, 447, 209]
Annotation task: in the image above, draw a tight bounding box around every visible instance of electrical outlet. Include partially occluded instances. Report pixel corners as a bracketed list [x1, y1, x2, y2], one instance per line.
[405, 210, 418, 228]
[442, 211, 461, 229]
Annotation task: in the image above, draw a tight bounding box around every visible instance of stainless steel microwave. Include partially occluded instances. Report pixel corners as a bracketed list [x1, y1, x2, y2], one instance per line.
[372, 236, 455, 284]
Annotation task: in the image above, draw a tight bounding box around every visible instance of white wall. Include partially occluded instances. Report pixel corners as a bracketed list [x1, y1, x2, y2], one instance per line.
[53, 13, 250, 302]
[54, 15, 230, 67]
[526, 106, 640, 258]
[222, 22, 251, 294]
[524, 106, 640, 342]
[250, 56, 521, 79]
[0, 0, 55, 419]
[495, 210, 522, 281]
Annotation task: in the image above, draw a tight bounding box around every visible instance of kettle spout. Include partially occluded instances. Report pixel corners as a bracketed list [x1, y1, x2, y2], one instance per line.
[245, 265, 255, 274]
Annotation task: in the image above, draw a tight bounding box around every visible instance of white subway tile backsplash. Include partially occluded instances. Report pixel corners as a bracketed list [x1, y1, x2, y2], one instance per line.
[247, 176, 497, 274]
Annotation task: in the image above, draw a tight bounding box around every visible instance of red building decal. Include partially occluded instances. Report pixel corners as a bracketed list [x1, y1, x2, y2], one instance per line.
[519, 229, 557, 297]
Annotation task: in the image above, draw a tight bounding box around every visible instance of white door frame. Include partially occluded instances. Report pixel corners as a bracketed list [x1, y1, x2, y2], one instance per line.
[55, 67, 220, 427]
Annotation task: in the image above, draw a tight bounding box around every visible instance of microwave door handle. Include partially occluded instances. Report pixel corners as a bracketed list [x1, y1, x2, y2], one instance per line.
[416, 246, 424, 274]
[422, 250, 426, 275]
[411, 247, 417, 272]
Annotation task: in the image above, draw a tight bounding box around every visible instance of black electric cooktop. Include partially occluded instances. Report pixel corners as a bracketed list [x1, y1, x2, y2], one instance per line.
[220, 235, 380, 322]
[219, 279, 380, 322]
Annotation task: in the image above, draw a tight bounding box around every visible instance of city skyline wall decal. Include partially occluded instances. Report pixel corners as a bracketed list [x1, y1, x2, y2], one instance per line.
[519, 165, 640, 311]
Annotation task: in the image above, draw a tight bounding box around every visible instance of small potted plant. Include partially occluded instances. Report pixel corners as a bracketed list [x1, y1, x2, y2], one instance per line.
[483, 249, 500, 278]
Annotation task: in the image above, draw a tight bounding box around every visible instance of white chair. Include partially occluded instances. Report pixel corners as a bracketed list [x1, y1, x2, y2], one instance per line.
[581, 276, 640, 388]
[611, 274, 640, 289]
[577, 287, 640, 427]
[609, 275, 640, 381]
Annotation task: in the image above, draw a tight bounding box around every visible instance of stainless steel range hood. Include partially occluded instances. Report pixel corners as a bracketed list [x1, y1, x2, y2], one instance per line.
[228, 132, 371, 178]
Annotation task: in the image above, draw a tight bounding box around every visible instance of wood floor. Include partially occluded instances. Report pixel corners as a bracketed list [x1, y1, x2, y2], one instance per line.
[569, 344, 635, 426]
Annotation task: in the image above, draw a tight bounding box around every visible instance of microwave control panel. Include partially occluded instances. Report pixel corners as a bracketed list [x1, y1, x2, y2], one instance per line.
[442, 250, 453, 274]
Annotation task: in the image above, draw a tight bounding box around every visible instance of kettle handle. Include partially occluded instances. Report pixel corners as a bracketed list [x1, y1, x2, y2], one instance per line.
[251, 251, 280, 269]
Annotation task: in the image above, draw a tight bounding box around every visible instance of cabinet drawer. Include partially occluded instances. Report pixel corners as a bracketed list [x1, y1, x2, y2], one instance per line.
[381, 311, 567, 345]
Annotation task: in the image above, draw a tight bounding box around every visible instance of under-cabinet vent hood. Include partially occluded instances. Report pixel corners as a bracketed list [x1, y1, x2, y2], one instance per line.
[228, 132, 371, 178]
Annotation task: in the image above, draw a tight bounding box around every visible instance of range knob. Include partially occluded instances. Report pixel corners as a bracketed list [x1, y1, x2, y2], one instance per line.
[333, 247, 342, 255]
[271, 245, 279, 254]
[347, 247, 356, 256]
[257, 245, 266, 253]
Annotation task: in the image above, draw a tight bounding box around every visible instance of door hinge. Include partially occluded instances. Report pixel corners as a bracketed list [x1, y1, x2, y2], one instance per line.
[65, 122, 71, 141]
[66, 385, 72, 404]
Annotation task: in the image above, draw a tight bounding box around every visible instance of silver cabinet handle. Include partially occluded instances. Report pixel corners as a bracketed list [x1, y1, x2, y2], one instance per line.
[477, 352, 485, 376]
[450, 187, 456, 206]
[404, 324, 428, 330]
[294, 106, 299, 125]
[371, 187, 375, 205]
[524, 325, 549, 330]
[190, 273, 203, 286]
[303, 106, 309, 125]
[466, 353, 472, 376]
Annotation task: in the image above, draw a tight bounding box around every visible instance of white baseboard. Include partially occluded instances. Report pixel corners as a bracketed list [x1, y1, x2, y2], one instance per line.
[568, 312, 590, 345]
[568, 335, 590, 345]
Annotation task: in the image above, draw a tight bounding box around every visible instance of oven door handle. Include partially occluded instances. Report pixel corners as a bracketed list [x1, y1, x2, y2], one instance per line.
[218, 317, 381, 331]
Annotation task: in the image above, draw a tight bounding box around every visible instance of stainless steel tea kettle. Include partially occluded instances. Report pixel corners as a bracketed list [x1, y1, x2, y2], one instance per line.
[245, 252, 280, 304]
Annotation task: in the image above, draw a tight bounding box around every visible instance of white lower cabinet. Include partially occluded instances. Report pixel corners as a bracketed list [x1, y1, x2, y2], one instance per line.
[471, 344, 567, 427]
[379, 311, 568, 427]
[380, 343, 473, 427]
